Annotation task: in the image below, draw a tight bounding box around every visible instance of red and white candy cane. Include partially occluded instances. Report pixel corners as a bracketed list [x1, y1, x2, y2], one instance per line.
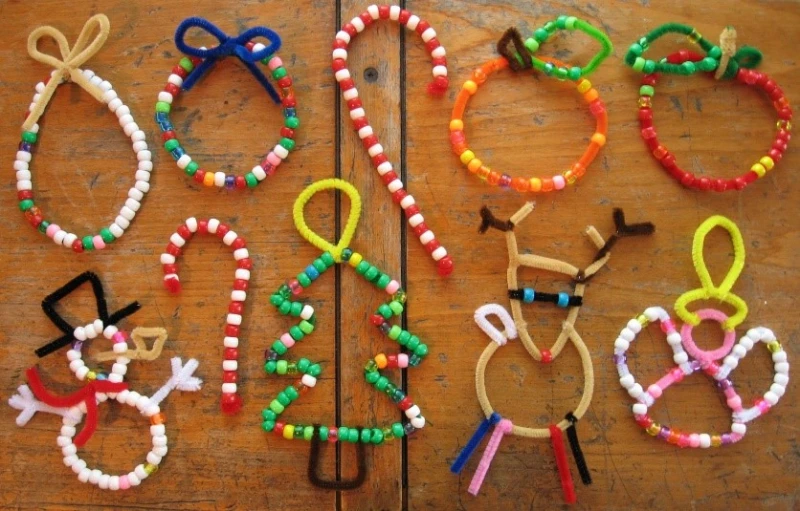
[161, 217, 251, 415]
[332, 4, 454, 277]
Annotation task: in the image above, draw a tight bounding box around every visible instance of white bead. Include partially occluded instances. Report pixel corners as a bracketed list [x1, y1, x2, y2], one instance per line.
[181, 217, 197, 233]
[405, 405, 420, 419]
[89, 75, 102, 86]
[107, 98, 123, 112]
[367, 143, 383, 157]
[252, 42, 266, 53]
[335, 69, 351, 82]
[35, 81, 46, 93]
[235, 269, 250, 280]
[153, 445, 168, 457]
[57, 435, 73, 447]
[207, 218, 220, 233]
[666, 332, 682, 346]
[775, 373, 789, 386]
[408, 214, 424, 227]
[98, 474, 110, 489]
[146, 452, 163, 465]
[770, 383, 786, 397]
[214, 172, 226, 187]
[335, 30, 350, 43]
[128, 471, 141, 486]
[98, 80, 112, 92]
[89, 469, 103, 484]
[421, 28, 437, 43]
[627, 319, 642, 334]
[63, 454, 79, 467]
[231, 290, 246, 301]
[731, 423, 746, 435]
[273, 144, 289, 159]
[432, 247, 447, 261]
[134, 464, 148, 480]
[746, 328, 761, 341]
[723, 355, 738, 369]
[169, 233, 185, 248]
[223, 230, 238, 245]
[367, 4, 379, 19]
[673, 352, 689, 364]
[619, 374, 635, 389]
[732, 345, 747, 358]
[224, 336, 239, 348]
[772, 351, 787, 363]
[620, 328, 635, 341]
[389, 6, 400, 20]
[61, 425, 76, 437]
[222, 383, 237, 394]
[738, 336, 753, 350]
[158, 91, 173, 103]
[60, 233, 76, 248]
[102, 89, 118, 103]
[137, 150, 152, 161]
[145, 404, 161, 417]
[226, 314, 242, 326]
[332, 48, 348, 61]
[234, 248, 249, 260]
[168, 74, 184, 86]
[16, 179, 32, 191]
[118, 114, 133, 127]
[301, 305, 314, 320]
[78, 468, 91, 483]
[133, 142, 149, 155]
[138, 160, 153, 172]
[614, 338, 629, 352]
[643, 307, 661, 321]
[108, 372, 124, 383]
[110, 224, 124, 238]
[14, 159, 29, 170]
[15, 170, 31, 181]
[121, 206, 136, 221]
[128, 188, 144, 201]
[75, 366, 90, 380]
[112, 363, 128, 376]
[66, 349, 81, 361]
[125, 391, 141, 407]
[411, 416, 426, 429]
[343, 88, 358, 100]
[71, 459, 87, 474]
[253, 165, 267, 181]
[301, 374, 317, 387]
[108, 475, 120, 491]
[387, 179, 403, 193]
[223, 360, 238, 371]
[431, 46, 446, 58]
[350, 108, 366, 120]
[400, 197, 416, 212]
[176, 154, 192, 169]
[419, 231, 435, 244]
[406, 15, 420, 30]
[632, 403, 648, 415]
[358, 126, 373, 139]
[53, 230, 67, 245]
[377, 161, 393, 175]
[699, 434, 711, 448]
[16, 150, 32, 162]
[103, 325, 118, 338]
[764, 391, 779, 405]
[160, 254, 176, 267]
[627, 383, 644, 399]
[136, 395, 151, 411]
[69, 359, 85, 372]
[62, 444, 77, 456]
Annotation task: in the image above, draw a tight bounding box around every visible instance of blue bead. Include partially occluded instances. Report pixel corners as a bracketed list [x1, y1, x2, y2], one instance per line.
[155, 112, 169, 123]
[305, 265, 320, 281]
[225, 175, 236, 189]
[170, 147, 186, 160]
[557, 292, 569, 308]
[284, 108, 297, 118]
[96, 373, 107, 380]
[19, 142, 32, 152]
[523, 288, 535, 303]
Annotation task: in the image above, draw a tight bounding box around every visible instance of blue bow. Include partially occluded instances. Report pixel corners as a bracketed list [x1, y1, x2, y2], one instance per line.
[174, 17, 282, 104]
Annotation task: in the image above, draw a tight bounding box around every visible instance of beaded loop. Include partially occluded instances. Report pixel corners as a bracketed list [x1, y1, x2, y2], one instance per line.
[156, 18, 299, 190]
[638, 51, 791, 192]
[674, 215, 748, 330]
[292, 178, 362, 262]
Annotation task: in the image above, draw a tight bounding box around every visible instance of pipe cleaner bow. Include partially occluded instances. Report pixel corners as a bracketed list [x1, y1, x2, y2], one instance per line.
[22, 13, 111, 131]
[25, 366, 128, 447]
[174, 17, 282, 104]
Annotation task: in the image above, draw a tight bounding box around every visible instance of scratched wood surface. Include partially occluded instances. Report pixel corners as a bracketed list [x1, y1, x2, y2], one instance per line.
[0, 0, 799, 509]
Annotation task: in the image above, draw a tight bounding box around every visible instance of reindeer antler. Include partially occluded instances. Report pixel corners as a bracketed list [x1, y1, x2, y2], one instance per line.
[593, 208, 655, 262]
[479, 206, 514, 233]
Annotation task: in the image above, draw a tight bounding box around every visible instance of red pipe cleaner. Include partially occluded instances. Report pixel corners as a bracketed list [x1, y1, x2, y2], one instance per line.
[550, 424, 577, 504]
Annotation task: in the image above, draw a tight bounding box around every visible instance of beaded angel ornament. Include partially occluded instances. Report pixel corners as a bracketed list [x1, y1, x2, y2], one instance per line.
[260, 179, 429, 490]
[16, 14, 153, 252]
[614, 216, 789, 448]
[452, 203, 654, 503]
[7, 272, 201, 490]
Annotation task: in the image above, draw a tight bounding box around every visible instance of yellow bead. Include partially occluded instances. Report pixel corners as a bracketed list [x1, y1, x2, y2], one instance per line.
[459, 150, 475, 165]
[687, 29, 702, 43]
[529, 178, 542, 192]
[467, 158, 482, 173]
[348, 252, 363, 268]
[283, 424, 295, 440]
[449, 119, 464, 131]
[646, 423, 660, 436]
[563, 170, 577, 185]
[577, 79, 592, 94]
[203, 172, 215, 186]
[637, 315, 648, 327]
[767, 341, 782, 353]
[374, 354, 388, 369]
[463, 80, 478, 94]
[751, 163, 766, 177]
[591, 133, 606, 146]
[144, 463, 159, 475]
[760, 156, 775, 170]
[86, 371, 97, 381]
[711, 435, 722, 447]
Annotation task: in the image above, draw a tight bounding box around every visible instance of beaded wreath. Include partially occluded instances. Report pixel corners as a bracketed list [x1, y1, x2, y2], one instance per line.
[7, 272, 201, 490]
[452, 204, 654, 503]
[16, 14, 152, 252]
[451, 20, 611, 193]
[155, 17, 299, 190]
[614, 216, 789, 448]
[627, 24, 792, 191]
[260, 179, 429, 490]
[332, 4, 453, 277]
[161, 216, 253, 415]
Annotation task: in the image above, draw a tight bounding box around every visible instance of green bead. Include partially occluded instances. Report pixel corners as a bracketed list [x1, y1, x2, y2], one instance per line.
[543, 21, 556, 33]
[262, 420, 275, 432]
[555, 67, 568, 80]
[371, 428, 384, 444]
[304, 426, 314, 441]
[269, 400, 284, 414]
[397, 331, 411, 346]
[389, 301, 403, 316]
[294, 425, 305, 438]
[698, 57, 717, 72]
[299, 320, 314, 334]
[82, 236, 94, 251]
[308, 364, 321, 377]
[285, 116, 299, 129]
[279, 137, 295, 151]
[414, 344, 429, 357]
[533, 28, 548, 42]
[319, 426, 329, 441]
[320, 252, 335, 267]
[388, 325, 401, 340]
[262, 409, 277, 421]
[341, 248, 353, 261]
[556, 15, 568, 29]
[289, 301, 302, 315]
[364, 360, 377, 372]
[708, 46, 722, 59]
[406, 336, 420, 351]
[289, 326, 304, 341]
[272, 340, 287, 355]
[185, 161, 199, 176]
[297, 272, 311, 287]
[524, 38, 539, 53]
[628, 43, 643, 56]
[639, 85, 655, 97]
[179, 57, 194, 72]
[279, 300, 292, 315]
[384, 382, 397, 395]
[297, 358, 310, 372]
[285, 386, 299, 401]
[393, 289, 407, 304]
[364, 266, 379, 281]
[365, 371, 379, 384]
[38, 220, 50, 233]
[164, 139, 180, 151]
[272, 67, 287, 79]
[568, 67, 582, 81]
[360, 428, 371, 443]
[378, 304, 392, 319]
[21, 131, 37, 143]
[375, 376, 389, 391]
[643, 60, 656, 74]
[383, 427, 394, 440]
[376, 274, 391, 289]
[100, 228, 115, 243]
[245, 173, 258, 187]
[681, 61, 696, 74]
[155, 101, 171, 113]
[632, 57, 646, 72]
[264, 360, 277, 373]
[392, 422, 404, 438]
[312, 258, 327, 273]
[356, 261, 370, 274]
[348, 429, 359, 443]
[18, 199, 34, 211]
[338, 426, 349, 439]
[277, 392, 290, 406]
[276, 360, 288, 375]
[565, 16, 577, 29]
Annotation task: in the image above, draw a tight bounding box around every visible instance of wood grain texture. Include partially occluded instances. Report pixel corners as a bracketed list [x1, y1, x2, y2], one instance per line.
[0, 0, 798, 510]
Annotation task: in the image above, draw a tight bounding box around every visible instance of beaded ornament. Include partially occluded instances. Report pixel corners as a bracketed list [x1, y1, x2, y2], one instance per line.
[613, 215, 789, 447]
[332, 4, 453, 277]
[261, 178, 428, 490]
[7, 272, 202, 490]
[627, 24, 792, 191]
[161, 217, 253, 415]
[451, 19, 611, 193]
[155, 17, 299, 190]
[453, 204, 654, 503]
[16, 14, 152, 252]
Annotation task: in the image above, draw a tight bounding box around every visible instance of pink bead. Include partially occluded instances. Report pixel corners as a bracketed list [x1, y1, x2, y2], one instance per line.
[46, 223, 60, 238]
[328, 427, 338, 442]
[552, 175, 566, 190]
[280, 333, 295, 348]
[670, 367, 684, 382]
[398, 354, 409, 368]
[112, 331, 127, 344]
[93, 235, 106, 250]
[678, 434, 690, 448]
[267, 56, 284, 70]
[267, 152, 282, 166]
[757, 399, 771, 414]
[727, 395, 742, 411]
[660, 319, 675, 333]
[386, 280, 400, 294]
[647, 384, 662, 398]
[119, 475, 130, 490]
[689, 434, 700, 448]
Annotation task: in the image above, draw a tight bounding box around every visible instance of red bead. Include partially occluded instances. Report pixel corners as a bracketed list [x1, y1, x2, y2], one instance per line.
[172, 65, 188, 78]
[352, 117, 369, 130]
[234, 279, 249, 291]
[733, 177, 747, 190]
[164, 83, 180, 97]
[680, 173, 695, 187]
[282, 94, 297, 108]
[412, 223, 428, 237]
[743, 171, 759, 184]
[638, 108, 653, 122]
[661, 154, 677, 170]
[332, 59, 346, 71]
[229, 302, 244, 314]
[342, 23, 357, 37]
[177, 225, 192, 240]
[697, 177, 711, 191]
[220, 393, 243, 415]
[712, 179, 728, 192]
[763, 80, 777, 93]
[164, 276, 181, 294]
[415, 20, 430, 35]
[166, 243, 181, 256]
[641, 75, 657, 86]
[541, 350, 553, 363]
[381, 171, 398, 185]
[161, 130, 176, 142]
[339, 78, 355, 91]
[223, 371, 238, 383]
[245, 41, 256, 51]
[768, 148, 783, 163]
[371, 153, 388, 167]
[425, 239, 441, 253]
[225, 324, 240, 337]
[425, 38, 440, 53]
[232, 237, 246, 249]
[371, 314, 385, 325]
[72, 239, 84, 253]
[162, 263, 177, 275]
[431, 56, 447, 67]
[278, 127, 294, 140]
[427, 76, 448, 95]
[387, 355, 398, 368]
[641, 127, 657, 139]
[216, 223, 230, 238]
[778, 108, 793, 120]
[347, 98, 363, 110]
[398, 397, 412, 410]
[189, 56, 202, 66]
[277, 76, 292, 88]
[28, 215, 43, 227]
[359, 12, 373, 25]
[275, 422, 285, 435]
[328, 427, 338, 442]
[405, 204, 420, 217]
[237, 258, 253, 270]
[391, 189, 407, 204]
[224, 348, 239, 360]
[437, 256, 454, 277]
[378, 5, 390, 18]
[235, 176, 247, 189]
[398, 9, 411, 24]
[17, 190, 34, 200]
[645, 136, 660, 151]
[197, 219, 208, 234]
[332, 39, 347, 50]
[193, 169, 206, 183]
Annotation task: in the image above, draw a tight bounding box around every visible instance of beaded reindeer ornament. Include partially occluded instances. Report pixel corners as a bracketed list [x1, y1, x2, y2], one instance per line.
[452, 203, 654, 503]
[8, 272, 202, 490]
[16, 14, 152, 252]
[260, 179, 429, 490]
[614, 216, 789, 447]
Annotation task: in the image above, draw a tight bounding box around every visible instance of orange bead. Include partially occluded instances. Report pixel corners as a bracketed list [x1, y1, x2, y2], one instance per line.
[451, 142, 468, 155]
[375, 353, 388, 369]
[584, 88, 599, 103]
[477, 166, 491, 180]
[467, 158, 483, 173]
[150, 413, 166, 425]
[471, 68, 488, 85]
[571, 163, 586, 178]
[541, 178, 554, 192]
[487, 171, 501, 185]
[511, 176, 529, 192]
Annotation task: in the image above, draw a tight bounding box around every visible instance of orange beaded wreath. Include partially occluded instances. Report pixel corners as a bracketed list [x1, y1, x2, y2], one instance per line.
[450, 55, 608, 193]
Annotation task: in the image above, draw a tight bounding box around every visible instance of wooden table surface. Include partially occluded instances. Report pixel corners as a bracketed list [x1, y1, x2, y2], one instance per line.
[1, 0, 798, 509]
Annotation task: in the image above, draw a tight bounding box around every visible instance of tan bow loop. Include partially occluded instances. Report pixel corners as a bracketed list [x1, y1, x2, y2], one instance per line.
[22, 14, 111, 131]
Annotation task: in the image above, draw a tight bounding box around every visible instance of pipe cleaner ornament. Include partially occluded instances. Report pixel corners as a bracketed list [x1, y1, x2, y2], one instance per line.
[15, 14, 153, 252]
[332, 4, 453, 277]
[453, 204, 654, 503]
[155, 17, 299, 190]
[626, 24, 792, 191]
[613, 216, 788, 448]
[260, 179, 429, 490]
[451, 19, 611, 193]
[8, 272, 202, 490]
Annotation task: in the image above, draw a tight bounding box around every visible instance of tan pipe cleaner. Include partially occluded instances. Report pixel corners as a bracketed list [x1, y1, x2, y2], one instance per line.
[93, 327, 168, 363]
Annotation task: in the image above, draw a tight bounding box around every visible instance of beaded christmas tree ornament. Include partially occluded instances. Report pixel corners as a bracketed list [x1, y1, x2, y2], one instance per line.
[332, 4, 454, 277]
[15, 14, 153, 252]
[452, 204, 654, 503]
[451, 18, 612, 193]
[260, 178, 429, 489]
[8, 272, 202, 490]
[155, 17, 299, 190]
[627, 24, 792, 191]
[161, 217, 253, 415]
[614, 216, 789, 448]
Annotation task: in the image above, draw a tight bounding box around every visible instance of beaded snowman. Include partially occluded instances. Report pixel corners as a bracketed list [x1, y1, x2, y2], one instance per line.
[614, 215, 789, 448]
[7, 272, 201, 490]
[453, 204, 654, 503]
